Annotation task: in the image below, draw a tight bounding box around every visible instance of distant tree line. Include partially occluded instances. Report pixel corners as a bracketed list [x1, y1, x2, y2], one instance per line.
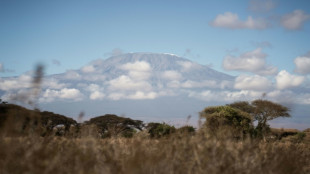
[0, 99, 300, 141]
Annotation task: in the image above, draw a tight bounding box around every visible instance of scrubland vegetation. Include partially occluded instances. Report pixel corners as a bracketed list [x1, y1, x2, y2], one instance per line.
[0, 101, 310, 174]
[0, 66, 309, 173]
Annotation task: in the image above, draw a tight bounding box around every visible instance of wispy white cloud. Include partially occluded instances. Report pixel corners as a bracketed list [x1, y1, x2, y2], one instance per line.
[210, 12, 269, 30]
[281, 10, 310, 30]
[275, 70, 305, 90]
[222, 48, 277, 75]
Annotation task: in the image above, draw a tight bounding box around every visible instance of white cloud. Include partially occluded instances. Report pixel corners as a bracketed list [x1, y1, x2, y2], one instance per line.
[0, 74, 32, 91]
[248, 0, 276, 12]
[108, 92, 125, 100]
[275, 70, 305, 89]
[120, 61, 152, 80]
[234, 74, 272, 91]
[127, 91, 157, 100]
[86, 84, 105, 100]
[42, 78, 67, 89]
[167, 80, 181, 88]
[41, 88, 83, 102]
[81, 65, 96, 73]
[177, 61, 200, 71]
[161, 70, 182, 80]
[210, 12, 269, 29]
[222, 48, 278, 75]
[188, 90, 262, 102]
[90, 91, 105, 100]
[108, 75, 152, 91]
[294, 56, 310, 74]
[181, 80, 217, 89]
[281, 10, 310, 30]
[120, 61, 151, 72]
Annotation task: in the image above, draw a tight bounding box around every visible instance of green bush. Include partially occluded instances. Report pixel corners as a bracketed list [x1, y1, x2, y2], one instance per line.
[200, 106, 253, 139]
[146, 122, 176, 138]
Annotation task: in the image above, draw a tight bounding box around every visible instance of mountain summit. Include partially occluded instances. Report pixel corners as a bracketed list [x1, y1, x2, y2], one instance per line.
[78, 52, 233, 82]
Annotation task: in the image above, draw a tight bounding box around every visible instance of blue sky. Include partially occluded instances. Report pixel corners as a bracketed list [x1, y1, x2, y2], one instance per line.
[1, 0, 310, 77]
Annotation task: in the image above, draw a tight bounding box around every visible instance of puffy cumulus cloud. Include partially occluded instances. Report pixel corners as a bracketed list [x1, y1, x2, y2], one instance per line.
[275, 70, 305, 90]
[120, 61, 152, 80]
[90, 91, 105, 100]
[107, 75, 152, 91]
[222, 48, 277, 75]
[41, 88, 83, 102]
[248, 0, 276, 12]
[281, 10, 310, 30]
[86, 84, 105, 100]
[0, 74, 32, 91]
[294, 56, 310, 74]
[210, 12, 269, 30]
[161, 70, 182, 80]
[81, 65, 96, 73]
[234, 74, 272, 91]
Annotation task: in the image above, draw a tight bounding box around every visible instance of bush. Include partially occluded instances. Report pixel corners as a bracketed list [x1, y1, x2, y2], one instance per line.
[200, 106, 253, 139]
[146, 122, 176, 138]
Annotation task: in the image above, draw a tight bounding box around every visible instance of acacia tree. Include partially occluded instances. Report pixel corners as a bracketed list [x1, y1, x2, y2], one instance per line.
[86, 114, 143, 138]
[228, 100, 290, 137]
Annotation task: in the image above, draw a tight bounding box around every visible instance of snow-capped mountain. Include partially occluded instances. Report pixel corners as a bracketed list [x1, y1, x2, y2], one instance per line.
[1, 53, 309, 128]
[0, 53, 236, 124]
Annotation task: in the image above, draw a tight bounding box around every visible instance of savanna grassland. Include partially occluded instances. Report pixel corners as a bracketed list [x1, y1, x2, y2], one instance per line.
[0, 102, 310, 174]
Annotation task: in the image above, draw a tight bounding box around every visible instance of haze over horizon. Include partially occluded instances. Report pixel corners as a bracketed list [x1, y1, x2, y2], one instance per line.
[1, 0, 310, 129]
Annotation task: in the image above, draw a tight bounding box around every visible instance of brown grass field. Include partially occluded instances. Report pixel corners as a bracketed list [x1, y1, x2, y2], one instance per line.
[0, 129, 309, 174]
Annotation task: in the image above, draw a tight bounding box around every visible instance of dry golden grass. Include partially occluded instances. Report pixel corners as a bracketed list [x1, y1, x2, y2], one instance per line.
[0, 131, 309, 174]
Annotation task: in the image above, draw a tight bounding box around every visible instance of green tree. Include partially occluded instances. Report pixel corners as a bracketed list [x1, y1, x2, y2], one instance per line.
[200, 106, 253, 139]
[86, 114, 143, 138]
[229, 100, 290, 138]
